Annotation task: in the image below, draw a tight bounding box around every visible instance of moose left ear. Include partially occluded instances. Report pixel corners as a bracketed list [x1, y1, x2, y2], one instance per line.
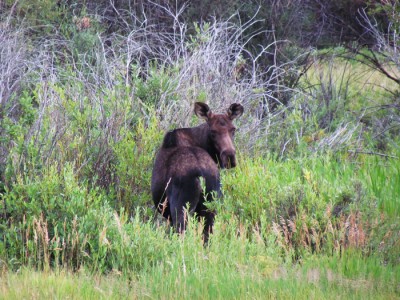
[194, 102, 212, 120]
[227, 103, 244, 120]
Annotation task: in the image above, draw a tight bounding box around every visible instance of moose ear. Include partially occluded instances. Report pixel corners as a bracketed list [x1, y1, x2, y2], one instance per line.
[227, 103, 244, 120]
[194, 102, 212, 120]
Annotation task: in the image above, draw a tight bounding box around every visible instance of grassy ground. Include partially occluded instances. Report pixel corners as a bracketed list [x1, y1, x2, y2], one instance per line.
[1, 153, 399, 299]
[1, 252, 399, 299]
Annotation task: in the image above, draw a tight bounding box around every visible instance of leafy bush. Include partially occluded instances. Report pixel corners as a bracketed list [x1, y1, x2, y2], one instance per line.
[219, 152, 399, 260]
[4, 0, 67, 33]
[112, 116, 163, 214]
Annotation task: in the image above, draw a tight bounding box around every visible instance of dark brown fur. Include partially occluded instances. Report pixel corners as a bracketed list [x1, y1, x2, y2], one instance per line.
[151, 102, 243, 242]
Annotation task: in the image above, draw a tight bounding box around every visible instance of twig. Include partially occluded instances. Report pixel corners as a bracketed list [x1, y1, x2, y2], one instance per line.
[348, 150, 398, 159]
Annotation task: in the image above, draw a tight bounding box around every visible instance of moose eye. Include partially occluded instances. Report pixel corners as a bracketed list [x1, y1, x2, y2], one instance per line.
[210, 130, 218, 138]
[218, 120, 227, 127]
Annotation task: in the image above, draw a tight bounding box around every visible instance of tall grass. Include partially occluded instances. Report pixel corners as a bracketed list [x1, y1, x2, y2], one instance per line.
[1, 151, 399, 271]
[1, 235, 399, 299]
[223, 152, 400, 221]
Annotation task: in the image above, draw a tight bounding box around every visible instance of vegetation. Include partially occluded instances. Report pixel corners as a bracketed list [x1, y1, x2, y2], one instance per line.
[1, 1, 399, 299]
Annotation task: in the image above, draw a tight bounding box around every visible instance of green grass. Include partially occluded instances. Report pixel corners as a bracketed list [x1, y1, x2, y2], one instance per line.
[137, 232, 400, 299]
[304, 57, 399, 106]
[222, 151, 400, 221]
[1, 250, 399, 299]
[361, 155, 400, 217]
[0, 268, 136, 299]
[1, 152, 399, 299]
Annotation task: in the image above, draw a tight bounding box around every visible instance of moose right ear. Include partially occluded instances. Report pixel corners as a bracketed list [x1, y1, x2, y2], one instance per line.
[194, 102, 212, 120]
[227, 103, 244, 120]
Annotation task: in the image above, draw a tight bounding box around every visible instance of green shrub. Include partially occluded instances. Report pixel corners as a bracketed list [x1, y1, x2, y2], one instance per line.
[133, 63, 179, 107]
[4, 0, 68, 32]
[112, 115, 163, 215]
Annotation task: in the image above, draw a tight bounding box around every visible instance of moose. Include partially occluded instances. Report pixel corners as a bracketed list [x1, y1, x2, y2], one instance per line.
[151, 102, 244, 242]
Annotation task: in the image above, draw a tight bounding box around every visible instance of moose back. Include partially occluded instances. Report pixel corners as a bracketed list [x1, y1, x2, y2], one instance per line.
[151, 102, 243, 241]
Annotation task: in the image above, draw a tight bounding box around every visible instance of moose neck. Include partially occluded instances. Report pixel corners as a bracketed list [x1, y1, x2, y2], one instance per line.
[189, 123, 219, 163]
[162, 123, 219, 164]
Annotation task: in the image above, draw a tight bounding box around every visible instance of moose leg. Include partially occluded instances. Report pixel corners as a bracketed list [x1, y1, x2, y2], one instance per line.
[195, 200, 215, 244]
[168, 185, 186, 234]
[195, 175, 221, 244]
[168, 177, 201, 234]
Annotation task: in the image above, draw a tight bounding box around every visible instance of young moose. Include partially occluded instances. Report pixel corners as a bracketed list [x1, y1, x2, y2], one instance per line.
[151, 102, 244, 241]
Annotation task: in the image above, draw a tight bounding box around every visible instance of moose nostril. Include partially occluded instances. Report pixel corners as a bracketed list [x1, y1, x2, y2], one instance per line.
[228, 154, 236, 168]
[221, 150, 236, 168]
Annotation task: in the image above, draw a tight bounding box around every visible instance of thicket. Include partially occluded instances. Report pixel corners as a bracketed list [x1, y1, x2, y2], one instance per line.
[0, 0, 399, 283]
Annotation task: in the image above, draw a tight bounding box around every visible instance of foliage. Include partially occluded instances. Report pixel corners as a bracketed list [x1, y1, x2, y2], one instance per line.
[112, 116, 163, 214]
[1, 149, 399, 271]
[4, 0, 67, 32]
[1, 218, 399, 299]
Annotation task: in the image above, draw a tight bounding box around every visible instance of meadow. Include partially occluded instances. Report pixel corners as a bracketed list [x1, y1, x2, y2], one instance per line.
[1, 153, 399, 299]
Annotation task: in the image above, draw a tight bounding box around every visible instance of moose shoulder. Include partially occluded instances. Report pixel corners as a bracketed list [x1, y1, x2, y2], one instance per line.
[151, 102, 243, 242]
